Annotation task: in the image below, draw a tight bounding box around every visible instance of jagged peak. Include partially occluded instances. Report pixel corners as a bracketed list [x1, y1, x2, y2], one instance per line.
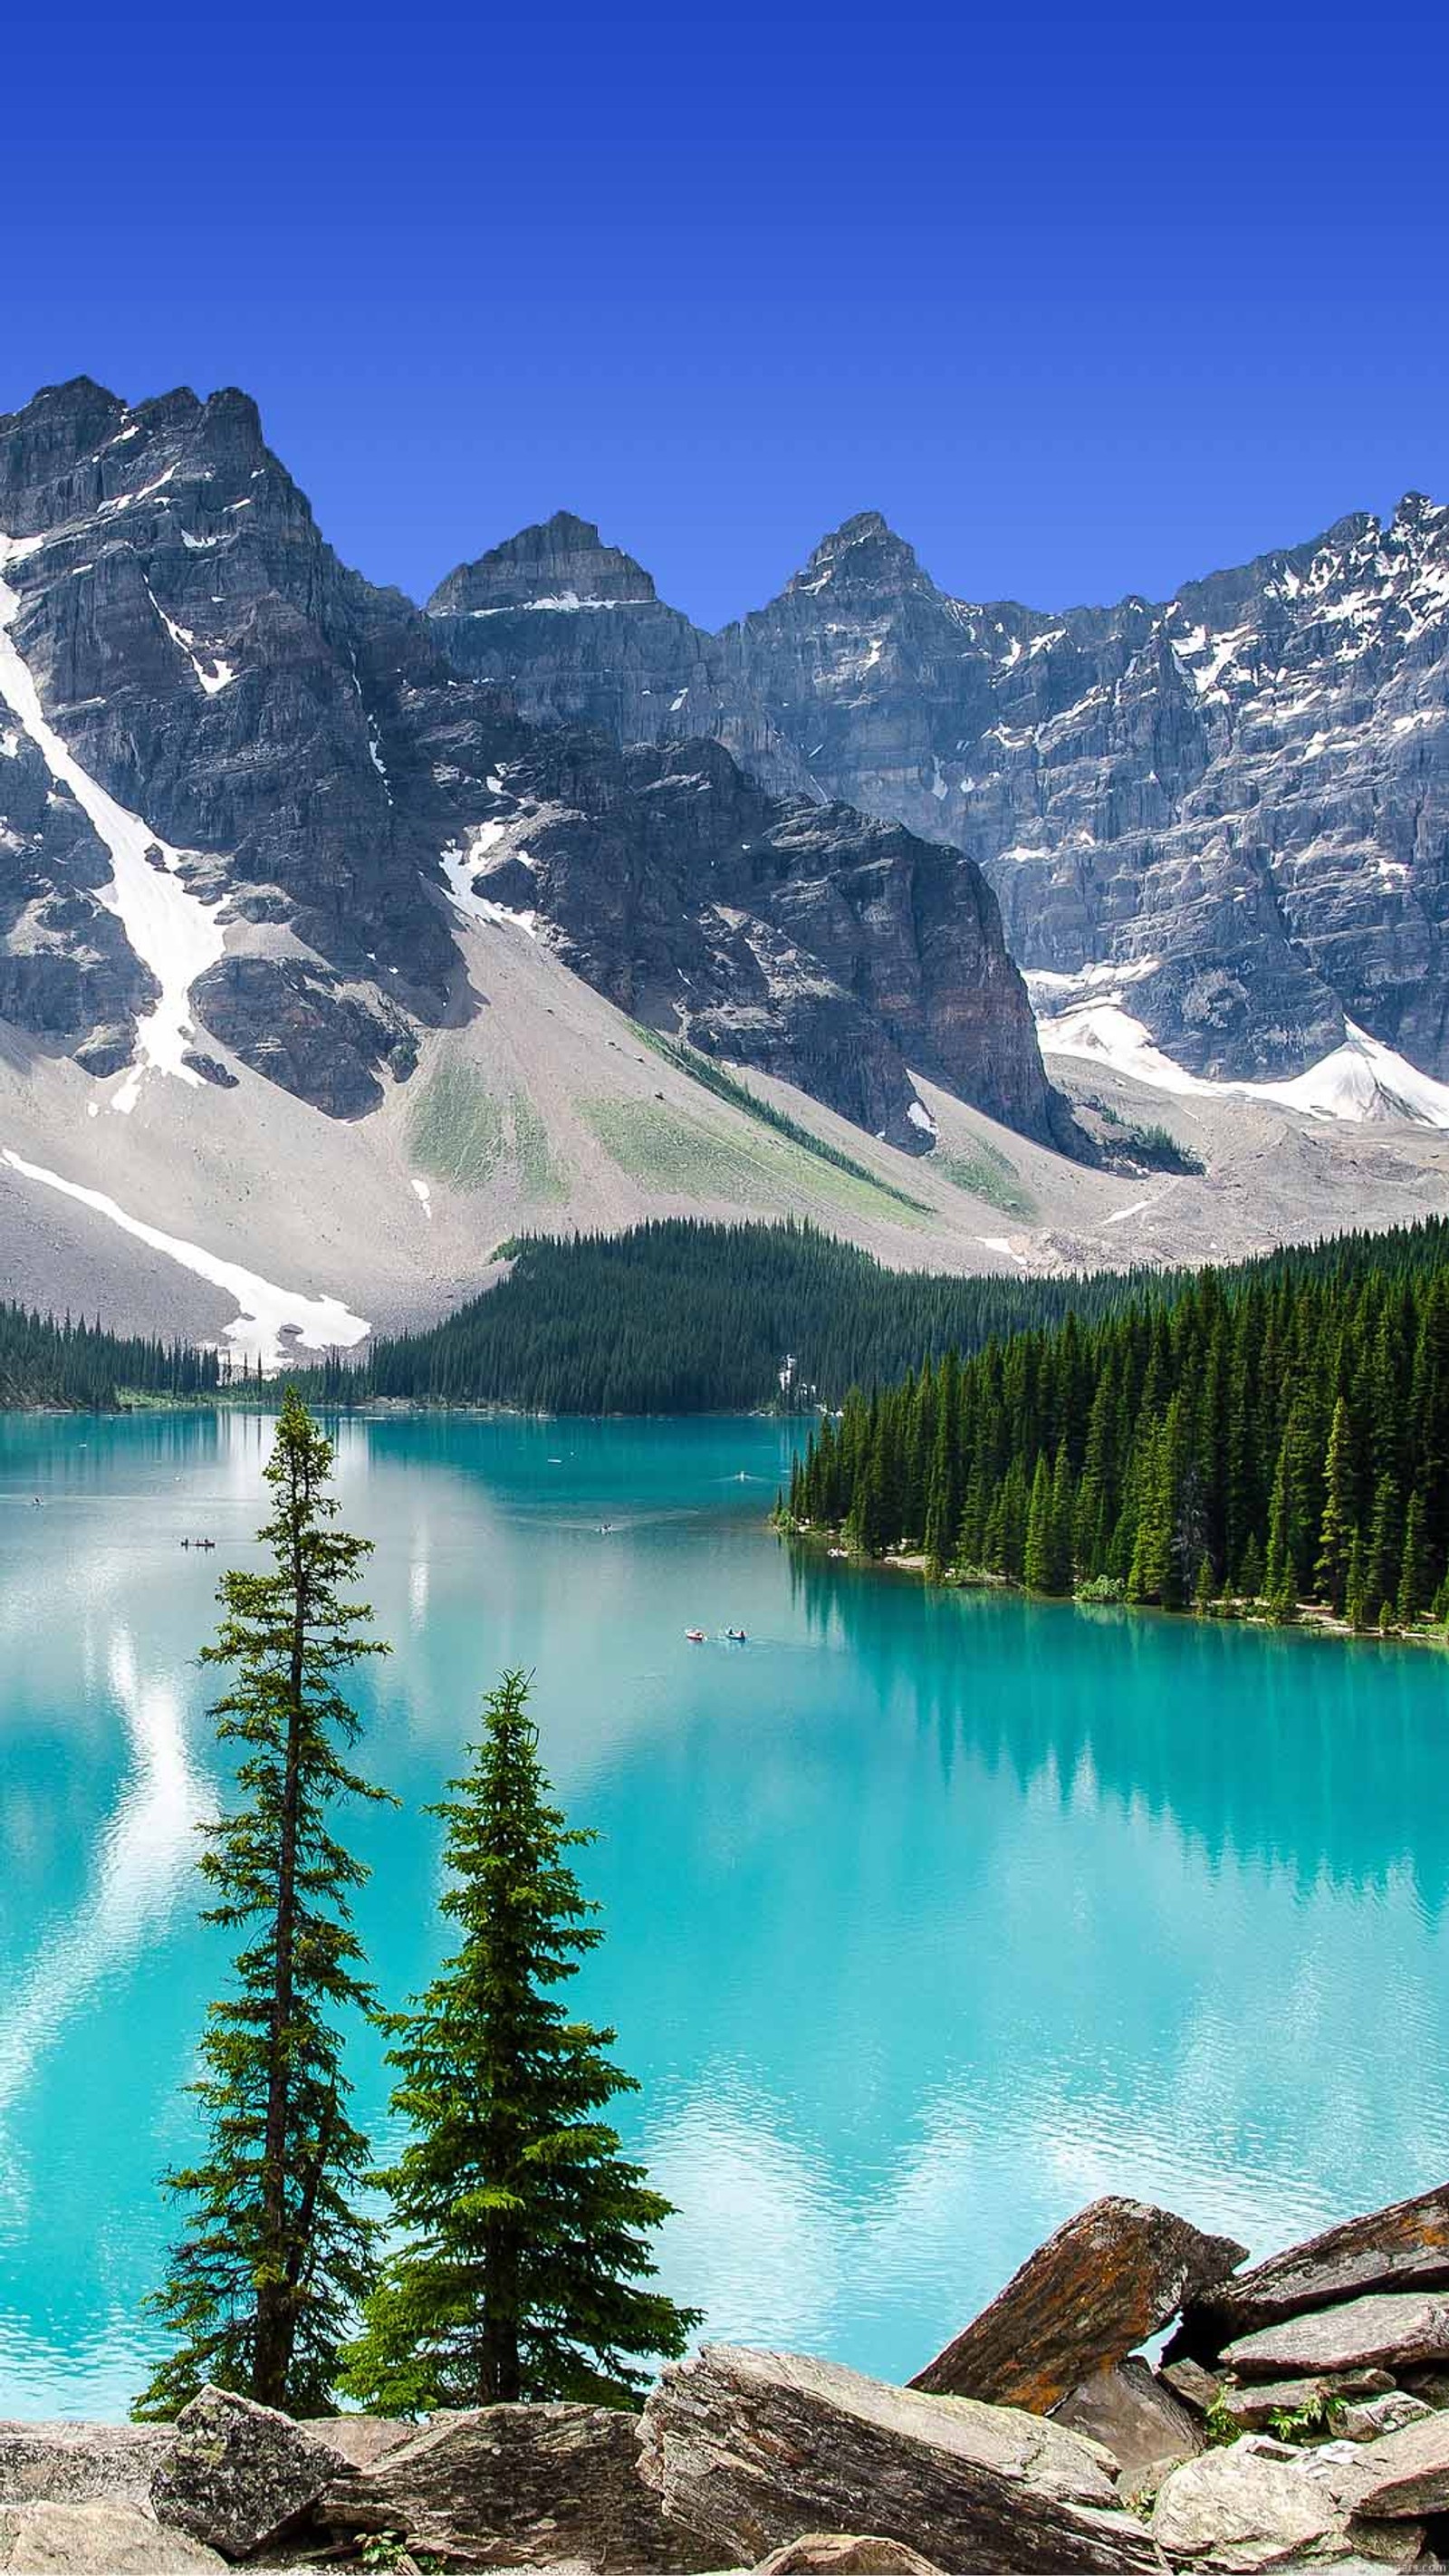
[784, 510, 930, 601]
[428, 512, 658, 615]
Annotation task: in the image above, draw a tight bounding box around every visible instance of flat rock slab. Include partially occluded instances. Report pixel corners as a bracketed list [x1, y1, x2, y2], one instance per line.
[1151, 2438, 1422, 2571]
[150, 2387, 352, 2562]
[638, 2343, 1165, 2574]
[911, 2197, 1246, 2410]
[0, 2501, 226, 2572]
[322, 2399, 718, 2569]
[1053, 2362, 1204, 2486]
[1184, 2186, 1449, 2348]
[1220, 2378, 1392, 2435]
[751, 2542, 950, 2576]
[1337, 2396, 1434, 2443]
[1223, 2294, 1449, 2383]
[1348, 2408, 1449, 2515]
[0, 2423, 174, 2506]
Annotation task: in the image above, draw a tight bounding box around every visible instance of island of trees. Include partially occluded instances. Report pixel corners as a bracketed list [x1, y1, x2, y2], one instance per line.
[782, 1231, 1449, 1634]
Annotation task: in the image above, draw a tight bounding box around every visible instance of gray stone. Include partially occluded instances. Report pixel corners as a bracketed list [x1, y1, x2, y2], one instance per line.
[0, 2422, 173, 2506]
[749, 2542, 949, 2576]
[0, 2501, 225, 2571]
[1337, 2396, 1435, 2442]
[638, 2343, 1166, 2573]
[1223, 2296, 1449, 2384]
[1219, 2379, 1390, 2435]
[1348, 2408, 1449, 2515]
[149, 2386, 351, 2562]
[1150, 2437, 1423, 2571]
[297, 2414, 412, 2471]
[910, 2196, 1246, 2410]
[1185, 2186, 1449, 2350]
[1160, 2362, 1225, 2417]
[1053, 2361, 1205, 2485]
[321, 2399, 715, 2569]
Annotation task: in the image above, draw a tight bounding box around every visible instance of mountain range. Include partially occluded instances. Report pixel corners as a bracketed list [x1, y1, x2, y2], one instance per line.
[2, 374, 1448, 1360]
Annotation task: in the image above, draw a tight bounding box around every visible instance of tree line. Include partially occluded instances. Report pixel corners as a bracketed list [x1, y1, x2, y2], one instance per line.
[297, 1219, 1169, 1415]
[0, 1301, 221, 1408]
[783, 1225, 1449, 1630]
[135, 1396, 696, 2419]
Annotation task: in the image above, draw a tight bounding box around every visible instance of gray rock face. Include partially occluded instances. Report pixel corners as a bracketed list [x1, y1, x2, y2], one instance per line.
[321, 2399, 715, 2570]
[149, 2385, 350, 2562]
[1223, 2294, 1449, 2382]
[637, 2343, 1164, 2574]
[429, 514, 811, 796]
[0, 2500, 225, 2572]
[447, 496, 1449, 1089]
[0, 2423, 174, 2507]
[1337, 2394, 1435, 2444]
[0, 381, 1057, 1151]
[910, 2196, 1247, 2411]
[1052, 2362, 1204, 2486]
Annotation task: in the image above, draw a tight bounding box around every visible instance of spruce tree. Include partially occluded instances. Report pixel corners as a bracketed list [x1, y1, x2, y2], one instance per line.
[135, 1393, 391, 2419]
[341, 1671, 699, 2414]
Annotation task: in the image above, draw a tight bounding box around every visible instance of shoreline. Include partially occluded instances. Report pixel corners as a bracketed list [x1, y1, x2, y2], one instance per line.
[781, 1523, 1449, 1651]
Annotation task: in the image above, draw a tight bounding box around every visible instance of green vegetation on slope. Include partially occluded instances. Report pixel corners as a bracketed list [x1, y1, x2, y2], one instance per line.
[0, 1302, 221, 1408]
[411, 1062, 566, 1200]
[784, 1216, 1449, 1630]
[633, 1027, 932, 1214]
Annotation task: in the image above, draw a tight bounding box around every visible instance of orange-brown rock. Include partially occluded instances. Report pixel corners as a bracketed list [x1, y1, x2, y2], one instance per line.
[910, 2198, 1246, 2411]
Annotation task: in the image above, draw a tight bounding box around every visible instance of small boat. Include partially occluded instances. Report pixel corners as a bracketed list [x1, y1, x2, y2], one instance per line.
[685, 1628, 706, 1643]
[724, 1627, 747, 1642]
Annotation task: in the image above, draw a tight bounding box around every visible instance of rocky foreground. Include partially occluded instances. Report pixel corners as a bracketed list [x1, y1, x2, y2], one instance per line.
[12, 2186, 1449, 2573]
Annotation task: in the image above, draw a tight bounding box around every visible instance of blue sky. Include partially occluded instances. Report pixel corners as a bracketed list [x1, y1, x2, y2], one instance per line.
[5, 0, 1447, 628]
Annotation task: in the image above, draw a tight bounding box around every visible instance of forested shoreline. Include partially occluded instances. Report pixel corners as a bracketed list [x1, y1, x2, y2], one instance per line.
[782, 1220, 1449, 1634]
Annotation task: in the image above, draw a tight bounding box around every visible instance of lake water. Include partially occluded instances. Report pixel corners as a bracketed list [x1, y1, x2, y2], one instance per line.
[2, 1408, 1447, 2418]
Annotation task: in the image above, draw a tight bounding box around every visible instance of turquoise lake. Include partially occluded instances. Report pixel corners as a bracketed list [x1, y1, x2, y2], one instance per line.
[2, 1406, 1448, 2418]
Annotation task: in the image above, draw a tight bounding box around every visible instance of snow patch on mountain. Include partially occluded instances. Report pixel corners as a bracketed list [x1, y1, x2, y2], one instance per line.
[0, 533, 226, 1111]
[1034, 987, 1449, 1130]
[0, 1149, 370, 1368]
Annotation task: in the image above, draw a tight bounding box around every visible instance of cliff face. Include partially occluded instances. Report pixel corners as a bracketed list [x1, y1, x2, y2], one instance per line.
[427, 513, 813, 797]
[0, 388, 1056, 1149]
[435, 498, 1449, 1088]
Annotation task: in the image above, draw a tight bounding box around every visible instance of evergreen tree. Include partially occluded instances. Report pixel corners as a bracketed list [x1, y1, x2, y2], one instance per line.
[135, 1394, 391, 2419]
[341, 1672, 699, 2415]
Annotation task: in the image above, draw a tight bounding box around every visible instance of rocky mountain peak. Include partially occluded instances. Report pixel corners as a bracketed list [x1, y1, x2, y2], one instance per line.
[428, 511, 658, 615]
[784, 510, 932, 601]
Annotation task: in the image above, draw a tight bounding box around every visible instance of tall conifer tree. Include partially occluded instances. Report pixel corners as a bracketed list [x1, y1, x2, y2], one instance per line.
[342, 1671, 699, 2414]
[135, 1393, 390, 2419]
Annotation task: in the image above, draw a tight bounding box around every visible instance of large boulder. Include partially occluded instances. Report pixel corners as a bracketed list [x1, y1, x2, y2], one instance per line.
[911, 2199, 1247, 2410]
[0, 2501, 225, 2571]
[1336, 2396, 1435, 2443]
[1150, 2437, 1424, 2571]
[1223, 2294, 1449, 2384]
[1348, 2408, 1449, 2516]
[0, 2423, 174, 2506]
[321, 2400, 716, 2569]
[1052, 2362, 1204, 2486]
[1182, 2187, 1449, 2350]
[149, 2387, 351, 2562]
[637, 2344, 1166, 2573]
